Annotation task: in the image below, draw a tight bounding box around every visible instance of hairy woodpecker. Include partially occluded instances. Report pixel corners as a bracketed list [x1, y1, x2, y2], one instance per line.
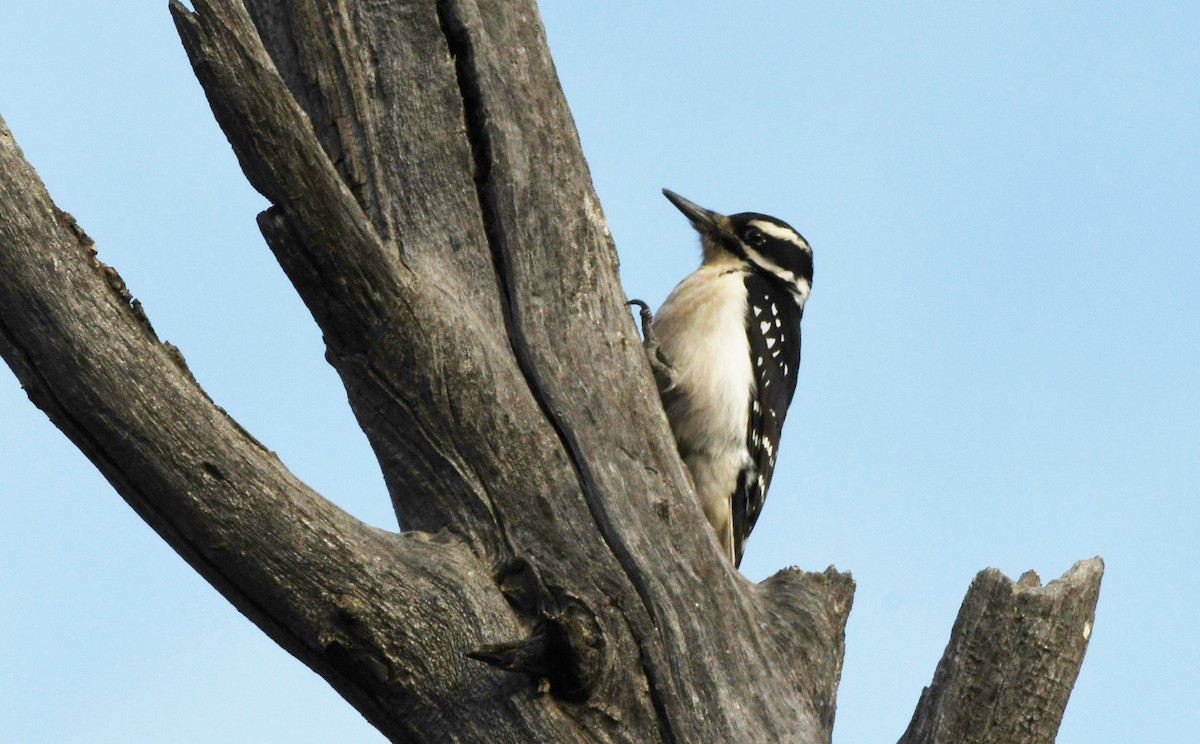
[631, 189, 812, 567]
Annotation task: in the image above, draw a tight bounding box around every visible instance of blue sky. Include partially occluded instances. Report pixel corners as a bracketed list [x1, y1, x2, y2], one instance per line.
[1, 2, 1197, 742]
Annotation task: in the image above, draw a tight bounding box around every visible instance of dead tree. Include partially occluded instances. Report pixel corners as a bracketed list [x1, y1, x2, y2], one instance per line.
[0, 1, 1102, 741]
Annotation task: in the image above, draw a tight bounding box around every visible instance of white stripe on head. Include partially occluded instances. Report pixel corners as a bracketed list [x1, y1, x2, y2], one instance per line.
[741, 244, 812, 306]
[748, 219, 809, 251]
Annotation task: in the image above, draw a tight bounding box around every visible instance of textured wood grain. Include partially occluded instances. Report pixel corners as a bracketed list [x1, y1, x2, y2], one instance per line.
[899, 558, 1104, 744]
[170, 0, 855, 739]
[0, 114, 570, 742]
[0, 1, 1102, 742]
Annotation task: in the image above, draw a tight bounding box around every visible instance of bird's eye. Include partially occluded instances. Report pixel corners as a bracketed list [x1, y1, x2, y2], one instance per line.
[744, 228, 766, 246]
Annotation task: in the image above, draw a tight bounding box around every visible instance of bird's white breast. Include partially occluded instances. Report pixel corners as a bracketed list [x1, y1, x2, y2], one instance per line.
[652, 264, 753, 517]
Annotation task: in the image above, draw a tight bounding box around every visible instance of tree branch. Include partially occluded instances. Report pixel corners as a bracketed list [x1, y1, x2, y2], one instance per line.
[0, 112, 573, 742]
[169, 0, 856, 739]
[0, 1, 1103, 741]
[899, 558, 1104, 744]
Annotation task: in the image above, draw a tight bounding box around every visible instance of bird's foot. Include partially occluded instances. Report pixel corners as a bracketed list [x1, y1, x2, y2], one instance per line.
[626, 299, 677, 393]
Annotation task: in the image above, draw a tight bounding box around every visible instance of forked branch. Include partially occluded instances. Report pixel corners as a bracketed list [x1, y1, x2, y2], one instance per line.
[0, 1, 1103, 742]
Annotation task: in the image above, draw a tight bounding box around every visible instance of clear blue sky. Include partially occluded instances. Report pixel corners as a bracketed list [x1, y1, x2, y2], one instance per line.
[2, 2, 1197, 742]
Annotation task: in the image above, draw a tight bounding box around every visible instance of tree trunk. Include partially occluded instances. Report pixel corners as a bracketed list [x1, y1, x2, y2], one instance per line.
[0, 1, 1101, 742]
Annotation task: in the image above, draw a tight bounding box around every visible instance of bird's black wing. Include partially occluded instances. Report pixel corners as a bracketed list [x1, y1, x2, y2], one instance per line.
[732, 274, 803, 566]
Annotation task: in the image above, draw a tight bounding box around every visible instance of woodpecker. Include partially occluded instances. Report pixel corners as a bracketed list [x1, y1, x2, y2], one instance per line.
[631, 189, 812, 567]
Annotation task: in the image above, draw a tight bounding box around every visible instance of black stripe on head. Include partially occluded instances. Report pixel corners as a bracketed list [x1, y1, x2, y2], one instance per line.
[730, 212, 813, 295]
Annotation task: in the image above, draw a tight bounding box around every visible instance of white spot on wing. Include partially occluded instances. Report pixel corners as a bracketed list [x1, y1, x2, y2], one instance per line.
[760, 320, 771, 334]
[766, 337, 776, 348]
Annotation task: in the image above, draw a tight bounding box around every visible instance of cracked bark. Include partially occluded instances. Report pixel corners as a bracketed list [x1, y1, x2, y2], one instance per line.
[0, 1, 1102, 742]
[900, 558, 1104, 744]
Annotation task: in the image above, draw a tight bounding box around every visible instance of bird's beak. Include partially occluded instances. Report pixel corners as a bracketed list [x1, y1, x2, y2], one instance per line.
[662, 189, 728, 235]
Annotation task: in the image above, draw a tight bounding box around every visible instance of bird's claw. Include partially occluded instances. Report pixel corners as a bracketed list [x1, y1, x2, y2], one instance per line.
[627, 299, 677, 393]
[626, 299, 654, 338]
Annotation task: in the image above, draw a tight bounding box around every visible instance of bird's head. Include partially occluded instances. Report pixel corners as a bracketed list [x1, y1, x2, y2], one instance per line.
[663, 188, 813, 305]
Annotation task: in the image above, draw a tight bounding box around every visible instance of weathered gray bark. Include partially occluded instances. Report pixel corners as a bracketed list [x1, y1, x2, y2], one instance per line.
[0, 1, 1101, 742]
[900, 558, 1104, 744]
